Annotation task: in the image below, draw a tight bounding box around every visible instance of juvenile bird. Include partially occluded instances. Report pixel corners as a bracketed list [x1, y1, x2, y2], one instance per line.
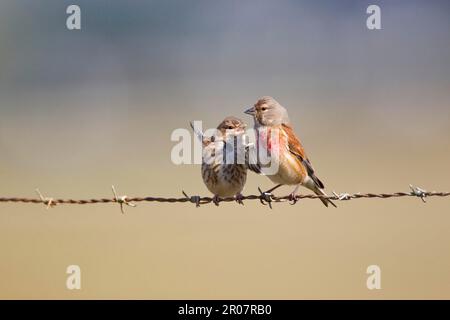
[191, 117, 248, 205]
[244, 96, 336, 207]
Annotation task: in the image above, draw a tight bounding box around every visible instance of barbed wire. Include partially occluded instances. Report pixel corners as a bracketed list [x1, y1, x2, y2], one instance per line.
[0, 185, 448, 212]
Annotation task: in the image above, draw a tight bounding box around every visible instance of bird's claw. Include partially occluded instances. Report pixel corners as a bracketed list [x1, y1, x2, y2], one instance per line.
[288, 193, 298, 205]
[235, 193, 244, 205]
[212, 195, 221, 206]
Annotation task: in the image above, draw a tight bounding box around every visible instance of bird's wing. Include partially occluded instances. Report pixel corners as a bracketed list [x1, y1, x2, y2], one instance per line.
[282, 123, 324, 189]
[245, 142, 261, 174]
[190, 121, 215, 148]
[190, 121, 204, 142]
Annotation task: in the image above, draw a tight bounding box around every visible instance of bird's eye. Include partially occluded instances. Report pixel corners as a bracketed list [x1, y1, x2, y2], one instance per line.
[261, 107, 268, 111]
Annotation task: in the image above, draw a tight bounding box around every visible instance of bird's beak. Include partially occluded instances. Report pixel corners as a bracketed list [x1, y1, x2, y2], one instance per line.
[244, 107, 256, 116]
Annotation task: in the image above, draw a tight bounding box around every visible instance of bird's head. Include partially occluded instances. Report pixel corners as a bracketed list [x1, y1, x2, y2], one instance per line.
[244, 96, 290, 127]
[216, 116, 247, 137]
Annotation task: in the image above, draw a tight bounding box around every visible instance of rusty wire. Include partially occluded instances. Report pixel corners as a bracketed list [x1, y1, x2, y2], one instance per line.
[0, 185, 448, 212]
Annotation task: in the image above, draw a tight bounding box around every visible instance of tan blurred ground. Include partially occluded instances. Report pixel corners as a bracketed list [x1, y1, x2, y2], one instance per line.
[0, 89, 449, 299]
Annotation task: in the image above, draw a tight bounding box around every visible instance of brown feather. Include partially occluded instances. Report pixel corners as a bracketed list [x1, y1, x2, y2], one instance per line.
[282, 123, 324, 190]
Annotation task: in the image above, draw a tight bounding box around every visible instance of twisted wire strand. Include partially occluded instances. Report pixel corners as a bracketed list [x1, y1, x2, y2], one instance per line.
[0, 185, 448, 211]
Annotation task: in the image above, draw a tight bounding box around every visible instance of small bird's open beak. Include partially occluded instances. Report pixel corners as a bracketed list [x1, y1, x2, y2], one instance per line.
[244, 107, 256, 116]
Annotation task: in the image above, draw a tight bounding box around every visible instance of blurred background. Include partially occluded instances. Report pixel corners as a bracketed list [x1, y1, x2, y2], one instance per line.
[0, 0, 449, 299]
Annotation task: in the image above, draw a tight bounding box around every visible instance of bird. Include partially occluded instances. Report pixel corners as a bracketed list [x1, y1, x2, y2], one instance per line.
[190, 116, 248, 205]
[244, 96, 336, 207]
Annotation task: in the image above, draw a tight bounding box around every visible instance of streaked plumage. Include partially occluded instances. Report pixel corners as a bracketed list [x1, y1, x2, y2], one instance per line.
[191, 117, 248, 204]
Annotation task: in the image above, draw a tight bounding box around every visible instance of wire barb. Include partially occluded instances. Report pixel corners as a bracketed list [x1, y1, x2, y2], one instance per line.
[333, 191, 353, 201]
[112, 185, 136, 214]
[258, 187, 273, 209]
[0, 184, 448, 208]
[409, 184, 428, 203]
[35, 188, 55, 209]
[182, 191, 201, 208]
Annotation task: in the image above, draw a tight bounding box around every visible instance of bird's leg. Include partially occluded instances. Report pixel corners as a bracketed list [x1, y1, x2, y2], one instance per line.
[212, 195, 221, 206]
[235, 193, 244, 205]
[288, 185, 301, 205]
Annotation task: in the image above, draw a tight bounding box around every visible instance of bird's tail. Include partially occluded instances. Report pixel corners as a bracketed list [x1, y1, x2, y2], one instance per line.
[313, 187, 337, 208]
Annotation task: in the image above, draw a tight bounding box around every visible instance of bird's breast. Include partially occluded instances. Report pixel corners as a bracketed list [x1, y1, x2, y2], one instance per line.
[257, 132, 304, 185]
[202, 163, 247, 197]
